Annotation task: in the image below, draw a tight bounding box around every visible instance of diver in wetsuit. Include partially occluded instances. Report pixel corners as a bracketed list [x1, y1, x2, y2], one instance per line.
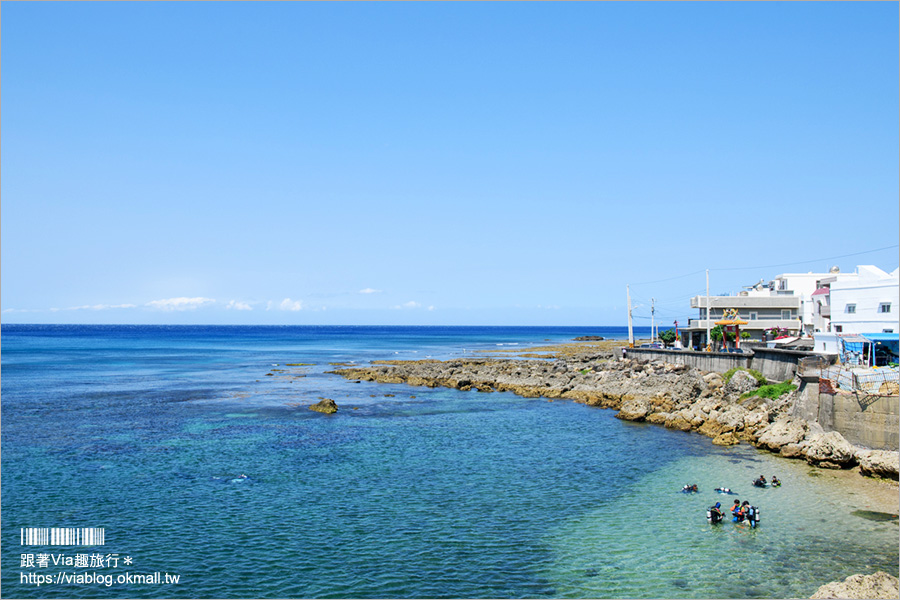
[707, 502, 724, 524]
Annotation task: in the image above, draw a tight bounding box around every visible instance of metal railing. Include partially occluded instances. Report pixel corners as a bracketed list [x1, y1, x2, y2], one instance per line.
[819, 365, 899, 395]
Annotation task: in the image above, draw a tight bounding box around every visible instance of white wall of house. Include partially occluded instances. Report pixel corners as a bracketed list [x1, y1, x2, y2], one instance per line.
[829, 265, 899, 334]
[771, 272, 832, 335]
[813, 333, 841, 354]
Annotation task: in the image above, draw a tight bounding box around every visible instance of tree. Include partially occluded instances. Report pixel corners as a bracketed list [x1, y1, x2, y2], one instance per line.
[658, 329, 677, 348]
[710, 325, 735, 342]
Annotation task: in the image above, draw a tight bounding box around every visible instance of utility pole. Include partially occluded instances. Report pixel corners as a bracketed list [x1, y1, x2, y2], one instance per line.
[627, 285, 634, 348]
[651, 297, 656, 343]
[706, 269, 711, 352]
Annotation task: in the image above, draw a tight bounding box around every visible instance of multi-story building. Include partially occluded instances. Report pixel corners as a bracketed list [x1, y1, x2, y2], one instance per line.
[681, 294, 801, 350]
[766, 272, 833, 336]
[679, 270, 833, 349]
[816, 265, 899, 335]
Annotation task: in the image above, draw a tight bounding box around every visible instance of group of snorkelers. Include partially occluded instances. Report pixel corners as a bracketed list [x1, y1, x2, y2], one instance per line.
[706, 499, 760, 527]
[703, 475, 781, 527]
[753, 474, 780, 488]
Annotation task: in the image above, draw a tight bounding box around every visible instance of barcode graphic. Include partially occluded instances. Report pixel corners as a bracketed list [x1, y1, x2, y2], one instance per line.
[20, 528, 105, 546]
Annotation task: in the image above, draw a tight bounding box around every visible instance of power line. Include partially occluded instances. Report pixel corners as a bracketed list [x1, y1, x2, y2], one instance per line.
[630, 244, 897, 286]
[711, 244, 899, 272]
[630, 270, 706, 286]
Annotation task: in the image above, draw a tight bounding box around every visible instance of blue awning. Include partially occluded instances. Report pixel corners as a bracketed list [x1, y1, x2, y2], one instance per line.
[861, 333, 900, 343]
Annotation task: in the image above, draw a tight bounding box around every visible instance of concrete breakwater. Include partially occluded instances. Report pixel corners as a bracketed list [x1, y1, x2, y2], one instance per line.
[329, 346, 899, 481]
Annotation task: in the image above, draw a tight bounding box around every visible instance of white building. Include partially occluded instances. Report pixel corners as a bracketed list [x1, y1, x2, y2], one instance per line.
[681, 294, 801, 349]
[766, 272, 833, 336]
[680, 270, 832, 348]
[827, 265, 899, 335]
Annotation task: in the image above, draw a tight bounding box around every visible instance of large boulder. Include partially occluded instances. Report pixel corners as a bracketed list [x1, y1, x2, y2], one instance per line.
[755, 418, 807, 452]
[804, 431, 857, 469]
[779, 443, 804, 459]
[703, 372, 724, 389]
[309, 398, 338, 414]
[743, 409, 769, 433]
[856, 450, 900, 480]
[616, 397, 650, 421]
[716, 405, 750, 432]
[664, 412, 693, 431]
[810, 571, 900, 599]
[712, 432, 740, 446]
[724, 369, 760, 396]
[646, 412, 669, 425]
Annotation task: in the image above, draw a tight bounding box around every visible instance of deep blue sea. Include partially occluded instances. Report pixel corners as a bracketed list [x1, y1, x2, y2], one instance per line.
[2, 325, 897, 599]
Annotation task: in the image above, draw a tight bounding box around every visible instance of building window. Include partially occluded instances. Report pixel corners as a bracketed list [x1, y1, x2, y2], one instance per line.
[781, 309, 792, 320]
[879, 303, 891, 313]
[834, 325, 843, 333]
[749, 312, 758, 320]
[846, 304, 856, 314]
[700, 308, 707, 319]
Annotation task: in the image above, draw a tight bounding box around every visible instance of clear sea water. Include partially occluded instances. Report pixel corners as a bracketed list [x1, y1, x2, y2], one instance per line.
[2, 325, 897, 599]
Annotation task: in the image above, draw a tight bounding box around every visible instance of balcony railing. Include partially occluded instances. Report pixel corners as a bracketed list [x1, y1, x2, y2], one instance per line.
[685, 318, 801, 330]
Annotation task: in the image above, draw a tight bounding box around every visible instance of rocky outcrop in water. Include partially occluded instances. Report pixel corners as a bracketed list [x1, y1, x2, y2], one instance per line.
[810, 571, 899, 599]
[328, 352, 899, 480]
[309, 398, 338, 414]
[856, 450, 900, 480]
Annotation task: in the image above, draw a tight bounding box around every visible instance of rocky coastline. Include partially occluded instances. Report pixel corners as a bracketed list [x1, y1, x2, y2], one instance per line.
[328, 341, 899, 481]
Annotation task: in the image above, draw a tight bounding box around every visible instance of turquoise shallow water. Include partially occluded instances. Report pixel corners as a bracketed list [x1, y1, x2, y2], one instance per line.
[2, 325, 897, 598]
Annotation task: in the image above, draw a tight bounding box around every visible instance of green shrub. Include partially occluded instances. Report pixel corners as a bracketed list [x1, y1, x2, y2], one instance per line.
[658, 329, 677, 347]
[722, 367, 767, 386]
[740, 381, 796, 401]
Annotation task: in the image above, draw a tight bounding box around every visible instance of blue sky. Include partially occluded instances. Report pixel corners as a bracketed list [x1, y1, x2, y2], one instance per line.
[2, 2, 898, 326]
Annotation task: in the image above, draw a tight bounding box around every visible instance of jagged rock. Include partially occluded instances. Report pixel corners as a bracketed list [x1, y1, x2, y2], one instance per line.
[646, 412, 669, 425]
[724, 370, 760, 396]
[712, 432, 740, 446]
[755, 418, 807, 452]
[856, 450, 900, 480]
[779, 443, 804, 459]
[698, 420, 726, 438]
[810, 571, 900, 599]
[665, 413, 692, 431]
[703, 372, 724, 386]
[716, 405, 749, 432]
[616, 397, 650, 421]
[804, 431, 857, 469]
[309, 398, 338, 414]
[743, 409, 769, 432]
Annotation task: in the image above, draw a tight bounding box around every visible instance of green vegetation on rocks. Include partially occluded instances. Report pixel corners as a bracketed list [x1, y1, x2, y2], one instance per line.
[723, 367, 767, 386]
[740, 380, 797, 401]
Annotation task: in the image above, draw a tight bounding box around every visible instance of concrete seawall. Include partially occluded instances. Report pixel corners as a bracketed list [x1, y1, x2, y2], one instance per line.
[792, 380, 899, 451]
[624, 347, 824, 382]
[624, 348, 751, 372]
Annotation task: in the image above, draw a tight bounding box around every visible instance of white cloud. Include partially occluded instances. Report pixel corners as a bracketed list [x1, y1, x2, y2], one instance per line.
[279, 298, 303, 311]
[146, 297, 216, 311]
[428, 306, 435, 311]
[395, 300, 421, 309]
[225, 300, 253, 311]
[67, 304, 137, 311]
[359, 288, 382, 294]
